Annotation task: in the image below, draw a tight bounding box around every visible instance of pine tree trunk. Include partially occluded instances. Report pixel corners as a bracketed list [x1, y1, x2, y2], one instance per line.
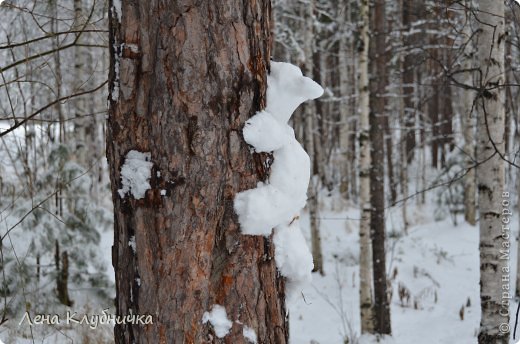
[358, 0, 374, 334]
[384, 114, 396, 205]
[401, 0, 417, 163]
[399, 55, 409, 233]
[107, 2, 288, 343]
[476, 1, 508, 342]
[338, 1, 351, 199]
[369, 0, 391, 335]
[428, 49, 440, 169]
[440, 33, 454, 157]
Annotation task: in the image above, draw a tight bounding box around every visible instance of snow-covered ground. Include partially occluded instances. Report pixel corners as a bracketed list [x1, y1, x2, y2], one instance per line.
[290, 201, 519, 344]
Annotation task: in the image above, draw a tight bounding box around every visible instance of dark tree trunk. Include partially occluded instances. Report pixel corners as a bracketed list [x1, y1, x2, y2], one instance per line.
[428, 37, 441, 169]
[384, 116, 397, 205]
[57, 251, 72, 307]
[402, 0, 418, 163]
[369, 0, 392, 335]
[107, 1, 288, 343]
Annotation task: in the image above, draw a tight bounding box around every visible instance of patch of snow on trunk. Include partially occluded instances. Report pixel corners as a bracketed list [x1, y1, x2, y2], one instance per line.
[202, 305, 232, 338]
[118, 150, 153, 199]
[243, 325, 258, 343]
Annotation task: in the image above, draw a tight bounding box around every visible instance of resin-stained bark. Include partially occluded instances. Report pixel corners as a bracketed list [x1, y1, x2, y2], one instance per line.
[107, 1, 288, 343]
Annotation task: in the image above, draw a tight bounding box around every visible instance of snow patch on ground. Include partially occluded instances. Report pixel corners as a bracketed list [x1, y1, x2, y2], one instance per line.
[202, 305, 232, 338]
[118, 150, 153, 199]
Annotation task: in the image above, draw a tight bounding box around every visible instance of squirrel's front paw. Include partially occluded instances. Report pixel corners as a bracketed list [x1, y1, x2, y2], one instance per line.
[243, 110, 292, 152]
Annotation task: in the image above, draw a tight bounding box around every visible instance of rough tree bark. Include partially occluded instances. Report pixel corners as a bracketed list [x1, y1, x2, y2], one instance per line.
[107, 1, 289, 343]
[369, 0, 392, 335]
[357, 0, 375, 334]
[476, 0, 508, 343]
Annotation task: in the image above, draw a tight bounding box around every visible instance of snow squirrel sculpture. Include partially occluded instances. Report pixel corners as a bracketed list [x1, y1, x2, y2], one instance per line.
[234, 62, 323, 298]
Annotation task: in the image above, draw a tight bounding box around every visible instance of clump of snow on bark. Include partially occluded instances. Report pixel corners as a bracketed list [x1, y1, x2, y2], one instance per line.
[202, 305, 232, 338]
[125, 43, 139, 53]
[111, 43, 121, 101]
[234, 61, 323, 297]
[243, 325, 258, 343]
[128, 235, 136, 252]
[112, 0, 122, 21]
[273, 220, 314, 283]
[118, 150, 153, 199]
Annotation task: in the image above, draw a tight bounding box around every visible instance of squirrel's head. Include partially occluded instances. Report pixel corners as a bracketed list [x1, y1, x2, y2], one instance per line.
[265, 62, 324, 124]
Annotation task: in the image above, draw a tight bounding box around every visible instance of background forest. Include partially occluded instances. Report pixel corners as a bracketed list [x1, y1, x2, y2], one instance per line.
[0, 0, 519, 343]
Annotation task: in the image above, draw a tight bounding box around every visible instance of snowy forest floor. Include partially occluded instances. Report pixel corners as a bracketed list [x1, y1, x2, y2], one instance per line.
[290, 196, 520, 344]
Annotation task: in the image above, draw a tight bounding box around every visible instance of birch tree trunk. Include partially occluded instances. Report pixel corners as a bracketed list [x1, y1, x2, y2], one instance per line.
[462, 2, 476, 226]
[516, 170, 520, 298]
[107, 1, 288, 343]
[73, 0, 88, 167]
[302, 0, 324, 275]
[476, 1, 508, 342]
[358, 0, 374, 334]
[369, 0, 391, 335]
[51, 0, 64, 217]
